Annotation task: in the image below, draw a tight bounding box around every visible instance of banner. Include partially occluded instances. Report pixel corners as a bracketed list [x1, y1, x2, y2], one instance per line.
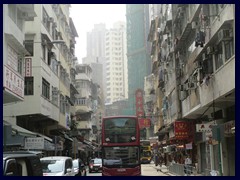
[135, 89, 144, 118]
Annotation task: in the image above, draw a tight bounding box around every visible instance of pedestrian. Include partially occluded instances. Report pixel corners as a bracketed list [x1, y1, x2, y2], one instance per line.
[184, 155, 192, 176]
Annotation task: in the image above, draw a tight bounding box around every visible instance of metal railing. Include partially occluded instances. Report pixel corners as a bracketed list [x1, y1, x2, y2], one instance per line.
[168, 163, 197, 176]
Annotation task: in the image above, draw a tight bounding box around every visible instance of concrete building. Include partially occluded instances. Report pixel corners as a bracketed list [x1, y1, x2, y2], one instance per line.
[3, 4, 79, 155]
[83, 24, 107, 101]
[3, 4, 37, 150]
[75, 64, 93, 140]
[147, 4, 235, 176]
[105, 21, 128, 104]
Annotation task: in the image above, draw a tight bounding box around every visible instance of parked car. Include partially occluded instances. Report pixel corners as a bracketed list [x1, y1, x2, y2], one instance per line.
[73, 159, 87, 176]
[40, 156, 75, 176]
[3, 151, 43, 176]
[88, 158, 102, 173]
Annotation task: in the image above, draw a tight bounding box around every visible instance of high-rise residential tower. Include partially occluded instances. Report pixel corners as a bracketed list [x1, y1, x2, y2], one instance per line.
[105, 21, 128, 104]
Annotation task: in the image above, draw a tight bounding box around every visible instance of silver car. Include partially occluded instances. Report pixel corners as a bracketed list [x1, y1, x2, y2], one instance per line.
[40, 156, 75, 176]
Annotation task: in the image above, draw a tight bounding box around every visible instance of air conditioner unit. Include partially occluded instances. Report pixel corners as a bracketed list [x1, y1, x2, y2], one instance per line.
[48, 17, 54, 22]
[202, 53, 208, 61]
[191, 75, 198, 82]
[176, 68, 183, 78]
[179, 84, 185, 91]
[178, 7, 183, 14]
[187, 82, 197, 90]
[218, 29, 233, 42]
[58, 32, 62, 37]
[20, 12, 29, 19]
[179, 90, 187, 101]
[52, 22, 57, 27]
[195, 61, 202, 69]
[191, 21, 198, 29]
[175, 52, 179, 59]
[207, 46, 214, 55]
[53, 87, 58, 91]
[42, 39, 48, 45]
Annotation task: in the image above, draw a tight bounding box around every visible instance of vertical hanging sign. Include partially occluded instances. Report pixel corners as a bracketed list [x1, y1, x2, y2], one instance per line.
[135, 89, 145, 129]
[25, 58, 32, 77]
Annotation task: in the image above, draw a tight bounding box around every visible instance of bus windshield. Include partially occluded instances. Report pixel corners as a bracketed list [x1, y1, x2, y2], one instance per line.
[104, 117, 136, 143]
[102, 146, 140, 167]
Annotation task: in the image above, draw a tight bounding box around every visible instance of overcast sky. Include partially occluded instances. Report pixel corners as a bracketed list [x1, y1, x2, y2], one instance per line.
[70, 4, 126, 63]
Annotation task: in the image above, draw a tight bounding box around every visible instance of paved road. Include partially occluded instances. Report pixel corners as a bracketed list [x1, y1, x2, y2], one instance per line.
[86, 162, 170, 176]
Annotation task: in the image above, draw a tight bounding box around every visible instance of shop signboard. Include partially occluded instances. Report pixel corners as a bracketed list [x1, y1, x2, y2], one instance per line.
[138, 118, 151, 129]
[174, 121, 190, 140]
[185, 142, 192, 149]
[25, 137, 44, 150]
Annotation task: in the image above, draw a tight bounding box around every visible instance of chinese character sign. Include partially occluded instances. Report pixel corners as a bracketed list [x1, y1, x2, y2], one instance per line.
[135, 89, 144, 117]
[24, 137, 44, 149]
[139, 118, 151, 129]
[25, 58, 32, 77]
[4, 65, 24, 99]
[174, 121, 191, 140]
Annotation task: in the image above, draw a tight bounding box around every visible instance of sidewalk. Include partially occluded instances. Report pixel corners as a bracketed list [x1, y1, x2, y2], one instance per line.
[153, 164, 203, 176]
[154, 165, 174, 176]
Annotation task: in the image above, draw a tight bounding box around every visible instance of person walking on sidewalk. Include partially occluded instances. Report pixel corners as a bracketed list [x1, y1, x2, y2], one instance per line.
[184, 155, 192, 176]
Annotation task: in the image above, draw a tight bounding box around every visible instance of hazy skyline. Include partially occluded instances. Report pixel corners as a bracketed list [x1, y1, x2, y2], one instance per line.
[70, 4, 126, 63]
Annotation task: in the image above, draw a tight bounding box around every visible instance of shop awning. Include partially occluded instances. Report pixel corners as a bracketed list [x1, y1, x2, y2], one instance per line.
[36, 133, 53, 142]
[4, 121, 36, 137]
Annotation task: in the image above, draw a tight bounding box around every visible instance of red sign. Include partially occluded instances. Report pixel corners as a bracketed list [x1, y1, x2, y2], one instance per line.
[174, 121, 192, 140]
[135, 89, 144, 117]
[25, 58, 32, 77]
[139, 118, 151, 129]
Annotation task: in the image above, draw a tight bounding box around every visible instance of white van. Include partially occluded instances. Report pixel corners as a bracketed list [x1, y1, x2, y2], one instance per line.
[40, 156, 75, 176]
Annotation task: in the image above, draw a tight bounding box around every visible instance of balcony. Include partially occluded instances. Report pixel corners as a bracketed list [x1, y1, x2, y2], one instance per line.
[75, 98, 93, 113]
[17, 4, 37, 21]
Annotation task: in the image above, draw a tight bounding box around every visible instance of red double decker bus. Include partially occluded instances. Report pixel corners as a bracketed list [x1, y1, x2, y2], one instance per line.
[101, 116, 141, 176]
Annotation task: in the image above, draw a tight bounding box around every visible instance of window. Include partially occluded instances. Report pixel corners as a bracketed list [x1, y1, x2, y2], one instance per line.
[60, 94, 65, 113]
[25, 77, 34, 95]
[52, 86, 59, 106]
[42, 43, 47, 62]
[47, 52, 53, 66]
[8, 5, 17, 23]
[224, 40, 234, 62]
[24, 40, 34, 56]
[51, 59, 58, 75]
[16, 8, 24, 30]
[42, 8, 50, 32]
[203, 55, 213, 75]
[42, 78, 50, 99]
[215, 44, 223, 70]
[17, 56, 23, 76]
[8, 5, 23, 31]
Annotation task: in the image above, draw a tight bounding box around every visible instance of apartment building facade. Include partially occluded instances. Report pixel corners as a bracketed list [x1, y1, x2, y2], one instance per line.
[147, 4, 235, 176]
[3, 4, 37, 150]
[3, 4, 79, 155]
